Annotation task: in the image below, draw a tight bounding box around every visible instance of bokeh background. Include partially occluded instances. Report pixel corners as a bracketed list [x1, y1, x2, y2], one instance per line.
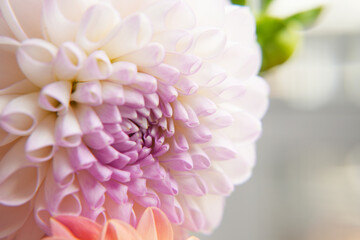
[200, 0, 360, 239]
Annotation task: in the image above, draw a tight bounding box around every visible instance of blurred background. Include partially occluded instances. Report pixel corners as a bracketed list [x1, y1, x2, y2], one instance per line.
[201, 0, 360, 239]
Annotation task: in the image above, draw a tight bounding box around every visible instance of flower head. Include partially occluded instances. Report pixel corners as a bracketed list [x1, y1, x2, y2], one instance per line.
[43, 207, 199, 240]
[0, 0, 268, 239]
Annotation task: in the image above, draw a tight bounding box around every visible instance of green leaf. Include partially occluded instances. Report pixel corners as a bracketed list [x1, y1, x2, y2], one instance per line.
[256, 15, 300, 72]
[284, 6, 323, 29]
[260, 0, 274, 11]
[231, 0, 247, 5]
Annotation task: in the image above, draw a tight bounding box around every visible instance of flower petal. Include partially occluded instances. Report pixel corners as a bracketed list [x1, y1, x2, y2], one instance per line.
[136, 207, 174, 240]
[16, 39, 57, 87]
[26, 114, 56, 162]
[102, 13, 152, 59]
[0, 92, 47, 136]
[38, 80, 72, 112]
[76, 2, 121, 53]
[55, 215, 102, 240]
[42, 0, 78, 46]
[100, 219, 142, 240]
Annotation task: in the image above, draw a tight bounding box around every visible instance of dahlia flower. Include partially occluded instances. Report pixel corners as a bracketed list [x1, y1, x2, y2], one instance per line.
[0, 0, 268, 239]
[43, 207, 198, 240]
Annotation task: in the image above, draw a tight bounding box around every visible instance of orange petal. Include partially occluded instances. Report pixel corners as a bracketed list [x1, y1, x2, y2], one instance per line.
[48, 218, 77, 239]
[136, 207, 173, 240]
[55, 215, 102, 240]
[100, 219, 142, 240]
[42, 237, 75, 240]
[186, 236, 200, 240]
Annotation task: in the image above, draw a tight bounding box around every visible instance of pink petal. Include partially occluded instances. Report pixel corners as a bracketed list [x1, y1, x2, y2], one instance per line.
[67, 143, 96, 170]
[73, 104, 103, 134]
[71, 81, 103, 106]
[174, 172, 207, 196]
[140, 63, 180, 86]
[77, 51, 112, 81]
[158, 194, 184, 224]
[130, 73, 157, 94]
[101, 81, 125, 105]
[77, 171, 106, 209]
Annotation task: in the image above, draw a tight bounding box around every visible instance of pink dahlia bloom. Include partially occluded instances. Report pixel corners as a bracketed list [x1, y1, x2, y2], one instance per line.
[43, 207, 198, 240]
[0, 0, 269, 239]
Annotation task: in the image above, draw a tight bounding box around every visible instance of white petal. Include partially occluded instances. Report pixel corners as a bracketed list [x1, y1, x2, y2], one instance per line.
[54, 42, 86, 81]
[76, 2, 121, 53]
[0, 92, 47, 136]
[164, 52, 202, 75]
[152, 30, 193, 53]
[142, 0, 195, 32]
[187, 61, 227, 87]
[55, 107, 82, 147]
[191, 28, 226, 59]
[195, 194, 225, 234]
[0, 0, 28, 41]
[185, 0, 225, 27]
[16, 39, 57, 87]
[0, 79, 39, 95]
[0, 202, 32, 238]
[25, 114, 56, 162]
[42, 0, 78, 45]
[224, 5, 256, 44]
[0, 46, 25, 89]
[7, 0, 43, 38]
[11, 211, 45, 240]
[217, 109, 262, 143]
[38, 80, 72, 112]
[0, 138, 46, 206]
[120, 42, 165, 67]
[0, 36, 19, 52]
[237, 76, 270, 118]
[101, 13, 152, 59]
